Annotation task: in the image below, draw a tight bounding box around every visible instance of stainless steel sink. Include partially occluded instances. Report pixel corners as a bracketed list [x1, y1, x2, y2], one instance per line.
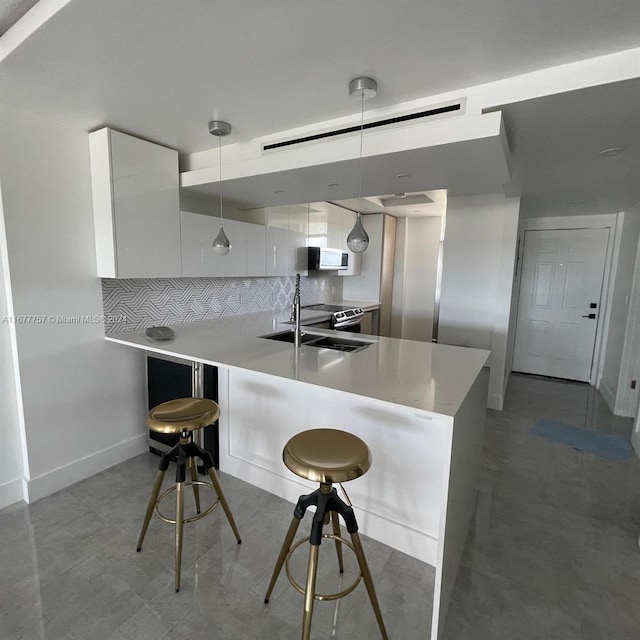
[259, 330, 372, 353]
[259, 330, 320, 345]
[308, 336, 371, 352]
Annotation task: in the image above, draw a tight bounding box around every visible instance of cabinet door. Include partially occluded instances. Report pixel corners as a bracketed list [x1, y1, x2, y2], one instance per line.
[266, 226, 290, 276]
[206, 218, 247, 277]
[326, 206, 348, 250]
[246, 223, 267, 276]
[181, 211, 213, 276]
[290, 230, 307, 274]
[181, 212, 247, 277]
[108, 129, 181, 277]
[267, 227, 307, 276]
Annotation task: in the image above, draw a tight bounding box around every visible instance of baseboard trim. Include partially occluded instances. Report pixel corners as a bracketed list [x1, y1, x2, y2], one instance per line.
[0, 477, 26, 510]
[487, 392, 503, 411]
[26, 433, 148, 503]
[598, 380, 616, 413]
[220, 452, 438, 566]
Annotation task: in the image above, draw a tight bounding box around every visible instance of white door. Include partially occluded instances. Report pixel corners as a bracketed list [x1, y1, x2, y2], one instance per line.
[513, 228, 609, 382]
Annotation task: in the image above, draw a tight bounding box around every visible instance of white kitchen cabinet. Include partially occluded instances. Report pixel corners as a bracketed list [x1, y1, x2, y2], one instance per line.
[324, 205, 361, 276]
[89, 127, 181, 278]
[342, 213, 396, 335]
[180, 212, 248, 277]
[266, 226, 306, 276]
[246, 223, 267, 276]
[207, 219, 248, 277]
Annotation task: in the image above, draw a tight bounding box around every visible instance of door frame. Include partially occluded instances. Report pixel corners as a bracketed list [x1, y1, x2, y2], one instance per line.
[511, 213, 622, 386]
[615, 233, 640, 417]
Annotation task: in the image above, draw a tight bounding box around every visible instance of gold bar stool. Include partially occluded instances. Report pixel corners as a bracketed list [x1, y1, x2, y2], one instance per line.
[264, 428, 388, 640]
[136, 398, 241, 592]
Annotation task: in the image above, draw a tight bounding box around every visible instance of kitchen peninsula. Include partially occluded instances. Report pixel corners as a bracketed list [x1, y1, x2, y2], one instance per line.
[106, 310, 489, 639]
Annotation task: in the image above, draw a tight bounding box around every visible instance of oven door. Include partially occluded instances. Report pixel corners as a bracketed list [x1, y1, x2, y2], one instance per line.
[333, 317, 362, 333]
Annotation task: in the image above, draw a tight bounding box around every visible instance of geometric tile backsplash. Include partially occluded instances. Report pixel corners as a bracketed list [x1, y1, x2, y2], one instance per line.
[102, 275, 343, 332]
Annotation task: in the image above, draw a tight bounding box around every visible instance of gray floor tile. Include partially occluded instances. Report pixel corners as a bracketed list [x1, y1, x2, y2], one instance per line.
[441, 374, 640, 640]
[2, 373, 639, 639]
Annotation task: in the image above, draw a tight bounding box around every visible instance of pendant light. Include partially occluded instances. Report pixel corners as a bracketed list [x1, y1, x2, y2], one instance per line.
[209, 120, 232, 255]
[346, 77, 377, 253]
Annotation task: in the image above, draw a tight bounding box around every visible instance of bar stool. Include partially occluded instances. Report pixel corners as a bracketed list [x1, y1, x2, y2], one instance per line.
[264, 428, 388, 640]
[136, 397, 241, 592]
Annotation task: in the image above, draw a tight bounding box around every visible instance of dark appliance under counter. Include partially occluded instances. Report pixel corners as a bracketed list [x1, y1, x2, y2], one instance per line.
[146, 353, 219, 468]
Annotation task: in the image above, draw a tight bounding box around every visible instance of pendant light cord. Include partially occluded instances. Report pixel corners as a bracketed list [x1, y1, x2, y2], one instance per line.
[358, 90, 364, 199]
[218, 136, 224, 224]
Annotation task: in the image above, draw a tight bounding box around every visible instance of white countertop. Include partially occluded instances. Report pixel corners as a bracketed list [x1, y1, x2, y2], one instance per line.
[106, 309, 489, 418]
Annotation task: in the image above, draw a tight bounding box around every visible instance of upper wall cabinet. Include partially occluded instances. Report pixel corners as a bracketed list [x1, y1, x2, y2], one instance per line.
[181, 211, 269, 277]
[266, 226, 306, 276]
[89, 128, 181, 278]
[310, 202, 361, 276]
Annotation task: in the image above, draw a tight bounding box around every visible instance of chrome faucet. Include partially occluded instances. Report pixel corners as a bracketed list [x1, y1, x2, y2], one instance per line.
[292, 273, 302, 348]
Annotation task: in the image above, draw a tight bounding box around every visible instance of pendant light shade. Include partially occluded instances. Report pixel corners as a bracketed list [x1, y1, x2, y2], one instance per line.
[347, 212, 369, 253]
[346, 77, 377, 254]
[209, 120, 232, 256]
[212, 225, 231, 255]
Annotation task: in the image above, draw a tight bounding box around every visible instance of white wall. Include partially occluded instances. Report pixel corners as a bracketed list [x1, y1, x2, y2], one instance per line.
[0, 104, 148, 503]
[600, 203, 640, 412]
[0, 184, 27, 508]
[438, 194, 520, 410]
[391, 216, 442, 341]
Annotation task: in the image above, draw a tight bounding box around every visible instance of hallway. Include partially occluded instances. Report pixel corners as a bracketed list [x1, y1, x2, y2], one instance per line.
[443, 374, 640, 639]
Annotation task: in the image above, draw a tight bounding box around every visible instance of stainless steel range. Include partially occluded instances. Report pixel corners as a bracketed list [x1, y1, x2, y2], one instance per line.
[303, 303, 365, 331]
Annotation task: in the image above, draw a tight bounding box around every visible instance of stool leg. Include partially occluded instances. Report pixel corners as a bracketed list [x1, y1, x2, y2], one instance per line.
[206, 467, 241, 544]
[351, 532, 388, 640]
[174, 480, 185, 592]
[264, 515, 302, 603]
[189, 457, 201, 514]
[331, 512, 344, 573]
[136, 469, 166, 551]
[301, 544, 320, 640]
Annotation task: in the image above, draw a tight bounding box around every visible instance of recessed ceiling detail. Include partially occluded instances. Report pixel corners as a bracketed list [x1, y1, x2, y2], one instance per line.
[380, 193, 434, 207]
[262, 100, 465, 152]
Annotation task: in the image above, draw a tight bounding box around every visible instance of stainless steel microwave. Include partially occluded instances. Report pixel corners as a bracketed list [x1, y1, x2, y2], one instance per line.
[306, 247, 349, 271]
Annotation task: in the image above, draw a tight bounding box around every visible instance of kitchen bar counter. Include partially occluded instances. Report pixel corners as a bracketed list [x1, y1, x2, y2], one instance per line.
[106, 310, 489, 640]
[106, 309, 488, 418]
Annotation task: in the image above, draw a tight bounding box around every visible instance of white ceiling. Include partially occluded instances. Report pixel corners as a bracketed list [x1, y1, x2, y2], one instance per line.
[0, 0, 639, 217]
[488, 79, 640, 215]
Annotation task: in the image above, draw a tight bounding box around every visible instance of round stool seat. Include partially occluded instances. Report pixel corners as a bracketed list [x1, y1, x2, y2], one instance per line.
[283, 428, 371, 484]
[146, 398, 220, 435]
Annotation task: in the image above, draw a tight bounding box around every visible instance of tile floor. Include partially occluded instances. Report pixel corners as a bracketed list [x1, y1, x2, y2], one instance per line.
[442, 374, 640, 640]
[1, 373, 639, 639]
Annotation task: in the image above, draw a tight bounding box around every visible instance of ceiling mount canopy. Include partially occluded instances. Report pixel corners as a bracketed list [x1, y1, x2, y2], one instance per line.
[209, 120, 232, 256]
[208, 120, 232, 137]
[346, 77, 378, 254]
[348, 77, 378, 101]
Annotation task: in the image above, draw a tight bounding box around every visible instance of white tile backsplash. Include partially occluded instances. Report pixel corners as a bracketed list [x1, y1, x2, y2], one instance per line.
[102, 275, 343, 332]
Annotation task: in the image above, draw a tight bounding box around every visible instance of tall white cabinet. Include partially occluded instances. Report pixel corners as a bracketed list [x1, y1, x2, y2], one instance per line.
[89, 128, 181, 278]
